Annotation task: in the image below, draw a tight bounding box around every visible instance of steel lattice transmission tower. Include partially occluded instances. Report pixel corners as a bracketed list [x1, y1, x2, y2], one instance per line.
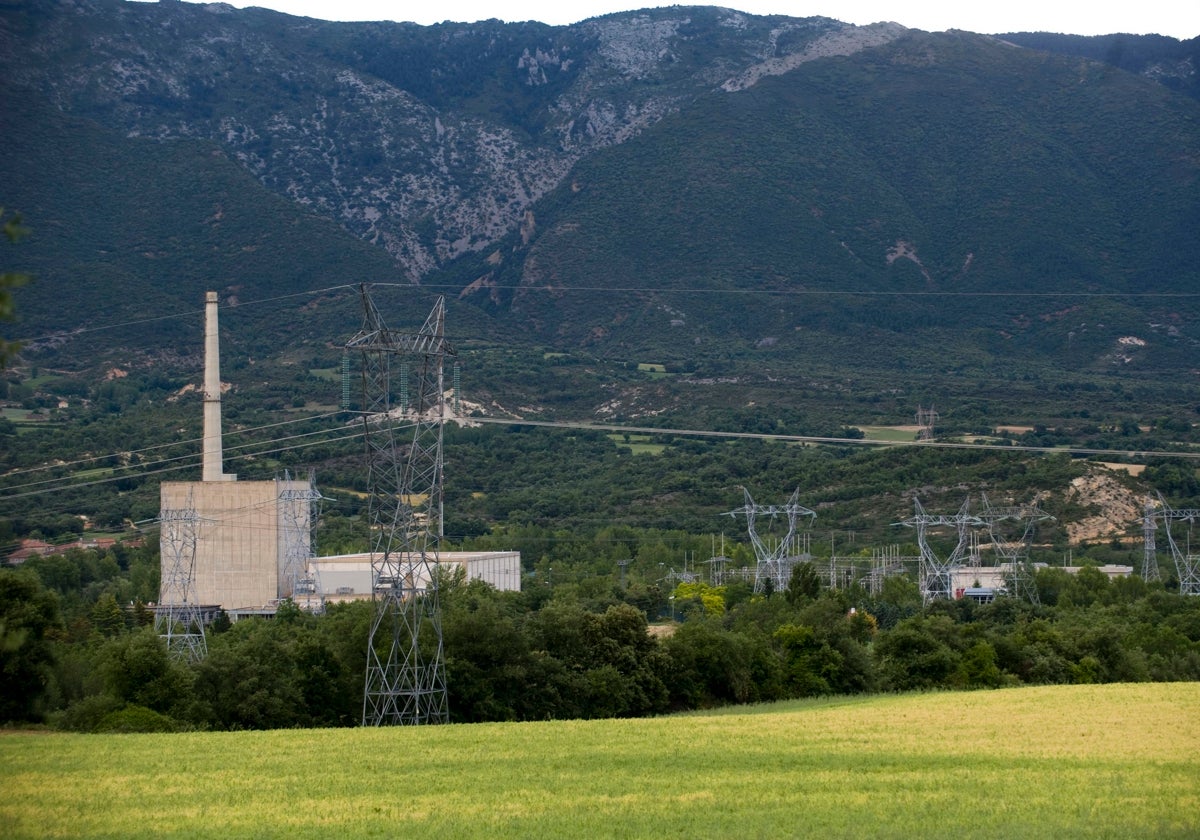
[347, 286, 455, 726]
[1146, 495, 1200, 596]
[156, 490, 207, 662]
[915, 405, 938, 441]
[277, 468, 324, 612]
[979, 494, 1053, 604]
[1142, 498, 1160, 582]
[727, 488, 816, 595]
[898, 498, 982, 605]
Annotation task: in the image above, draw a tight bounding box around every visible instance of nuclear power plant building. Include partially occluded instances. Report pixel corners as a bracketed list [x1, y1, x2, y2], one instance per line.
[159, 292, 518, 619]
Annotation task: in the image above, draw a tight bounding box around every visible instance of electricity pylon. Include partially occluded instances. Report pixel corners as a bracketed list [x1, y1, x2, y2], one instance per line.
[979, 494, 1053, 604]
[156, 490, 207, 662]
[348, 286, 454, 725]
[915, 405, 938, 441]
[1142, 498, 1160, 582]
[727, 487, 816, 595]
[898, 497, 982, 605]
[277, 468, 324, 612]
[1146, 494, 1200, 596]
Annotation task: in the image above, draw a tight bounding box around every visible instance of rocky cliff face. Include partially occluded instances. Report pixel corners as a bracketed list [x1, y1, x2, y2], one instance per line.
[1, 0, 902, 280]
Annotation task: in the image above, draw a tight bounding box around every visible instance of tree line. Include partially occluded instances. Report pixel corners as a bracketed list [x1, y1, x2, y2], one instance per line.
[3, 542, 1199, 732]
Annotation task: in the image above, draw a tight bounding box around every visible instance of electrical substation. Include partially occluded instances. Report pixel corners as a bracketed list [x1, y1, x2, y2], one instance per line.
[702, 487, 1139, 607]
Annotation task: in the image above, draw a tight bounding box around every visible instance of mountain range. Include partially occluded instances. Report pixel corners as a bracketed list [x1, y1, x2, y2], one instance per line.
[2, 0, 1199, 429]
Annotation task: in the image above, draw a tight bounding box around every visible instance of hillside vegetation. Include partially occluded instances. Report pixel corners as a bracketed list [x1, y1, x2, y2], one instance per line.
[1000, 31, 1200, 100]
[5, 528, 1200, 732]
[2, 4, 1198, 428]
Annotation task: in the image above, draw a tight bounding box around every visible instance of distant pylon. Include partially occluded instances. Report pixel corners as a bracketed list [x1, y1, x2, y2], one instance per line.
[277, 468, 325, 612]
[915, 405, 938, 441]
[979, 494, 1053, 604]
[1150, 494, 1200, 596]
[727, 487, 816, 595]
[898, 497, 981, 605]
[156, 490, 207, 662]
[348, 286, 454, 726]
[1141, 498, 1161, 582]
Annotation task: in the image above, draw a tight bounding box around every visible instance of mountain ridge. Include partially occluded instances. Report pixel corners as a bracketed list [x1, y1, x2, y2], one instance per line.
[3, 1, 912, 282]
[2, 1, 1199, 429]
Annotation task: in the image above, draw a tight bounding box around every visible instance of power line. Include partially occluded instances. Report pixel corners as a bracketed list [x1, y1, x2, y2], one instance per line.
[10, 284, 359, 345]
[9, 410, 1200, 508]
[379, 281, 1200, 299]
[465, 416, 1200, 460]
[1, 410, 345, 481]
[0, 412, 351, 494]
[0, 425, 366, 502]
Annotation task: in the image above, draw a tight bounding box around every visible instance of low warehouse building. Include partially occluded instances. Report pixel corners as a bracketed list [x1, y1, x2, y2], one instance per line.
[304, 551, 522, 607]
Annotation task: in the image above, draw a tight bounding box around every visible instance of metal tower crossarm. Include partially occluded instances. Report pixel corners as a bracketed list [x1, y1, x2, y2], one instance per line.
[346, 288, 455, 359]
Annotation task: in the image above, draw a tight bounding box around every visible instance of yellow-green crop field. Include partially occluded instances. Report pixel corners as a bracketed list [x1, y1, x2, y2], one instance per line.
[3, 684, 1198, 838]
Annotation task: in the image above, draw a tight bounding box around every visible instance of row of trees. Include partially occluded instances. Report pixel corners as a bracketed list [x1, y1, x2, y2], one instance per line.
[3, 546, 1199, 732]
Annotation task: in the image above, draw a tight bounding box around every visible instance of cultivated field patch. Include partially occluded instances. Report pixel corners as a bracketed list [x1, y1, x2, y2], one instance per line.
[2, 683, 1196, 838]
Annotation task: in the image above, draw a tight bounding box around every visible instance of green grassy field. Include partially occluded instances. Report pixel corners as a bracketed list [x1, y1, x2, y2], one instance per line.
[636, 363, 670, 380]
[2, 684, 1197, 838]
[608, 433, 667, 455]
[857, 425, 922, 442]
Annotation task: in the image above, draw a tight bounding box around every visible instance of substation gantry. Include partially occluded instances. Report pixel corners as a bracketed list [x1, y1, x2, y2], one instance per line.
[860, 545, 915, 597]
[897, 498, 983, 606]
[347, 286, 455, 726]
[978, 494, 1054, 605]
[726, 487, 817, 595]
[1143, 495, 1200, 596]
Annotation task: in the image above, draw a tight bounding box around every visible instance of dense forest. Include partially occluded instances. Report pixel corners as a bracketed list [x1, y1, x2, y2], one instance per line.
[3, 522, 1200, 732]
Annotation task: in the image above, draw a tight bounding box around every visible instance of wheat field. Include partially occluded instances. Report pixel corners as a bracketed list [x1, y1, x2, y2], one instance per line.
[3, 683, 1197, 838]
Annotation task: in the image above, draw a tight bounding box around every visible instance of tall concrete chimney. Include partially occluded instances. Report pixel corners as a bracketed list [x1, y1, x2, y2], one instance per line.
[202, 291, 235, 482]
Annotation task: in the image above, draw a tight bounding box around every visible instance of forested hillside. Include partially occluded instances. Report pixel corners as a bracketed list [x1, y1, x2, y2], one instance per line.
[2, 2, 1197, 439]
[1000, 31, 1200, 100]
[2, 0, 1198, 530]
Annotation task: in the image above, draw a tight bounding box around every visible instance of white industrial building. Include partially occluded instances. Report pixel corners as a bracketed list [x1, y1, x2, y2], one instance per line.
[950, 563, 1132, 602]
[306, 551, 522, 606]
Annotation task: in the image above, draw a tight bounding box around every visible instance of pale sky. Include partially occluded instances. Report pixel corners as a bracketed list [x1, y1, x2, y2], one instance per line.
[169, 0, 1198, 38]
